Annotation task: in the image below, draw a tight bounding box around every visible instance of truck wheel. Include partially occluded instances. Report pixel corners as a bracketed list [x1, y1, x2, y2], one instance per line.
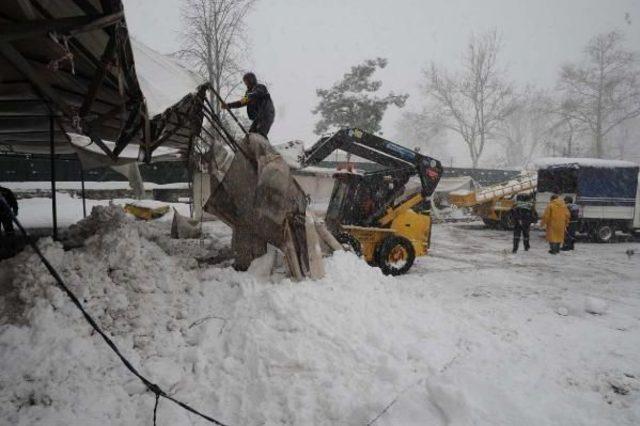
[482, 218, 498, 228]
[591, 223, 616, 243]
[336, 233, 362, 256]
[377, 236, 415, 276]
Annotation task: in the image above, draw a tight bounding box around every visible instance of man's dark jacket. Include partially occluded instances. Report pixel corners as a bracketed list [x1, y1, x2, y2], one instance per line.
[228, 83, 275, 137]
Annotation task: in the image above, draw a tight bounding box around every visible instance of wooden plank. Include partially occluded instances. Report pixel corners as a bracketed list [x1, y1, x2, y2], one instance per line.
[112, 102, 141, 156]
[69, 0, 100, 15]
[85, 103, 122, 126]
[26, 0, 120, 91]
[0, 41, 75, 117]
[79, 35, 116, 116]
[0, 12, 123, 42]
[86, 129, 116, 160]
[0, 42, 117, 159]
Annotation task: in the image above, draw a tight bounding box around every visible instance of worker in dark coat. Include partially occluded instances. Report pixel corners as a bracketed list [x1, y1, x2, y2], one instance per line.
[562, 196, 579, 251]
[511, 193, 536, 253]
[221, 72, 275, 139]
[0, 185, 18, 237]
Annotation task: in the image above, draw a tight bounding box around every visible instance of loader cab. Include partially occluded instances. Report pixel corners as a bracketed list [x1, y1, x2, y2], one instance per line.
[325, 171, 407, 233]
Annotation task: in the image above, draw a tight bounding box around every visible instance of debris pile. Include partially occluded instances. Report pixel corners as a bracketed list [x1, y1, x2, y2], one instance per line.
[204, 133, 339, 279]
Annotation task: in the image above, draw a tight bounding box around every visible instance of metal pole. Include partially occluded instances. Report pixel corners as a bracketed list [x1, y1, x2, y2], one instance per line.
[80, 161, 87, 218]
[205, 85, 248, 136]
[49, 113, 58, 240]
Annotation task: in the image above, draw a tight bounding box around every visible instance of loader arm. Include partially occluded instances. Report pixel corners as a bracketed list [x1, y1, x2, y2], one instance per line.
[300, 128, 444, 198]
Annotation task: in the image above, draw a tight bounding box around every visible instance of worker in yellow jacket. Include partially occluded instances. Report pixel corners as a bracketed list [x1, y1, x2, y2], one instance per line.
[541, 194, 570, 254]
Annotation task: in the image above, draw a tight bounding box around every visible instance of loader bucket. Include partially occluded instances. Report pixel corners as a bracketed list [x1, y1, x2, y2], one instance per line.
[204, 133, 322, 280]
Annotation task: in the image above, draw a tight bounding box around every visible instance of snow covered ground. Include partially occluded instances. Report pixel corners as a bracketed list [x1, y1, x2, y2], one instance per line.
[0, 205, 639, 425]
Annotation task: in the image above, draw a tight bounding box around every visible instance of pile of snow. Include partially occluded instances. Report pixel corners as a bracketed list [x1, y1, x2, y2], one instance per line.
[1, 206, 639, 425]
[0, 206, 430, 424]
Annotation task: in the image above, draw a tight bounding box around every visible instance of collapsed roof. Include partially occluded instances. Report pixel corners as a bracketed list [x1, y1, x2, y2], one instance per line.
[0, 0, 207, 162]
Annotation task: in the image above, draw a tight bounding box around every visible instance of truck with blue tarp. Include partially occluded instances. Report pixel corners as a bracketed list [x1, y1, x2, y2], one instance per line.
[533, 158, 640, 242]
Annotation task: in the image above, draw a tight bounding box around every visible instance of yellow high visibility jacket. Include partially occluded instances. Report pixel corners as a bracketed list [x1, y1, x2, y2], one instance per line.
[541, 198, 570, 243]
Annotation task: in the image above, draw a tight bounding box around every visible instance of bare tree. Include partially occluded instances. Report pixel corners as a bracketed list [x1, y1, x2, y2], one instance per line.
[542, 101, 586, 157]
[496, 89, 554, 167]
[179, 0, 256, 114]
[610, 116, 640, 162]
[424, 30, 515, 168]
[394, 111, 447, 160]
[558, 31, 640, 158]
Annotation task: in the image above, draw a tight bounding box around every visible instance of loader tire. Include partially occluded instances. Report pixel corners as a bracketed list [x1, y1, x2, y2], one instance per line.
[336, 233, 362, 256]
[377, 236, 415, 276]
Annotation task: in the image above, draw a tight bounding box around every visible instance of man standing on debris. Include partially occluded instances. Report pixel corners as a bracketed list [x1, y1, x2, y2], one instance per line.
[562, 196, 579, 251]
[511, 193, 536, 253]
[221, 72, 275, 138]
[541, 194, 570, 254]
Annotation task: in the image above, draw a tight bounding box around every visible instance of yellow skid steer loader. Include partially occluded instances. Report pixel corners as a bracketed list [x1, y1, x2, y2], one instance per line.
[300, 128, 443, 275]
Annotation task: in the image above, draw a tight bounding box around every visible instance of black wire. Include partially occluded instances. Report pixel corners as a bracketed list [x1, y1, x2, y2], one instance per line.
[0, 197, 228, 426]
[153, 393, 160, 426]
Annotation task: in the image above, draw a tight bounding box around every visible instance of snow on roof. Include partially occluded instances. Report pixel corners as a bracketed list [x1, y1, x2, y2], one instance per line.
[68, 133, 181, 163]
[533, 157, 638, 169]
[129, 39, 204, 117]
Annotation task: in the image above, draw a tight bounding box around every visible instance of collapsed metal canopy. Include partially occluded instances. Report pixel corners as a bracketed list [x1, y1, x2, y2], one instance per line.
[0, 0, 206, 161]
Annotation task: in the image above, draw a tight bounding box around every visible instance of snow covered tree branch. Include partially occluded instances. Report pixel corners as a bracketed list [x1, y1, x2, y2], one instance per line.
[312, 58, 408, 135]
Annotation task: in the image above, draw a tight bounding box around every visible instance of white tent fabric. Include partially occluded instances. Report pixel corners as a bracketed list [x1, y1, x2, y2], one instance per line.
[129, 39, 204, 117]
[66, 39, 203, 164]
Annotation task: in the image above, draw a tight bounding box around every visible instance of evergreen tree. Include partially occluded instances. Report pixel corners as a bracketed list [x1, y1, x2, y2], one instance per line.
[313, 58, 408, 135]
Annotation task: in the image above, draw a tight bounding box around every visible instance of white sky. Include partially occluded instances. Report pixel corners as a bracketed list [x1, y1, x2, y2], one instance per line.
[124, 0, 639, 166]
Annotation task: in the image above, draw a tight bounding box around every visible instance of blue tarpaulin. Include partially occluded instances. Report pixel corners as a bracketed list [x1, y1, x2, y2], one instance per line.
[577, 167, 639, 205]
